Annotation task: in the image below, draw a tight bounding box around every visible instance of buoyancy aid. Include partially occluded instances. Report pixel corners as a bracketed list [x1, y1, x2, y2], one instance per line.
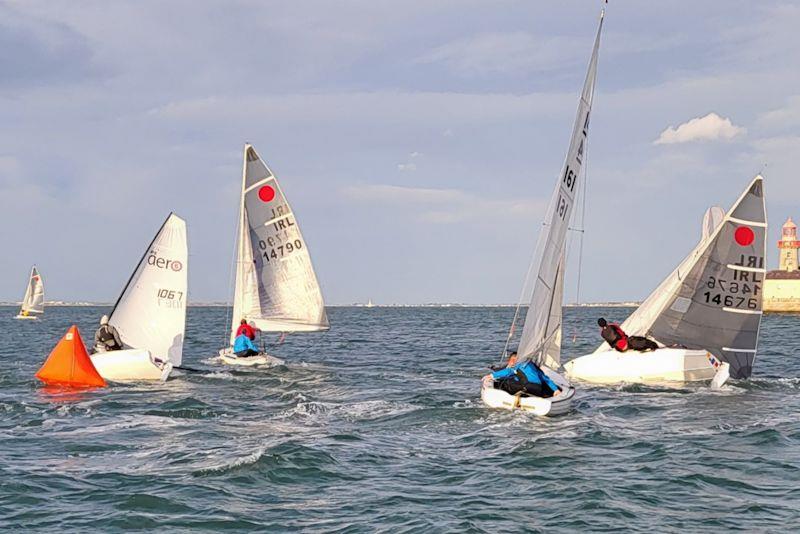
[97, 325, 121, 349]
[601, 324, 628, 351]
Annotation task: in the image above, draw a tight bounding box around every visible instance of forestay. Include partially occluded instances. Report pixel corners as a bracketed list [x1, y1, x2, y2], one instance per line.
[109, 214, 188, 366]
[230, 144, 328, 344]
[516, 11, 604, 366]
[20, 266, 45, 314]
[603, 176, 767, 379]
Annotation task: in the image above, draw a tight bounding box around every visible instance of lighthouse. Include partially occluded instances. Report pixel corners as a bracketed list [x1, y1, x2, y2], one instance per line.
[778, 217, 799, 272]
[764, 216, 800, 312]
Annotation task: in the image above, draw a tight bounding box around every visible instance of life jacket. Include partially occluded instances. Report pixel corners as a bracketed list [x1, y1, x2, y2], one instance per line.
[97, 325, 121, 349]
[601, 324, 628, 351]
[236, 324, 256, 340]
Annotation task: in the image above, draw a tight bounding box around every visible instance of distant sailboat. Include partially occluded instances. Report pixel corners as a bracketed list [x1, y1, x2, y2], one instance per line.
[90, 213, 189, 381]
[366, 299, 375, 308]
[565, 176, 767, 388]
[219, 144, 329, 366]
[480, 8, 604, 415]
[15, 266, 44, 320]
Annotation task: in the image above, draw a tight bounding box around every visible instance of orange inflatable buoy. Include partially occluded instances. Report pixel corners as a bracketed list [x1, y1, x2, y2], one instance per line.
[35, 325, 107, 388]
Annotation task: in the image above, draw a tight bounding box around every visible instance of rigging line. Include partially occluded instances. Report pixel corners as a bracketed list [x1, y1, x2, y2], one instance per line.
[572, 136, 590, 343]
[501, 234, 542, 364]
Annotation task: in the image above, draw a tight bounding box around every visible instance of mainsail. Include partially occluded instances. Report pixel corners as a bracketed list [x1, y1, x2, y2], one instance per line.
[20, 266, 44, 314]
[516, 11, 604, 366]
[109, 213, 188, 366]
[229, 144, 328, 344]
[600, 176, 767, 379]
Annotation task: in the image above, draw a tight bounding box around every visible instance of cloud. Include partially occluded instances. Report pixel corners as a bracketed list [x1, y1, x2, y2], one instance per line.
[654, 112, 746, 145]
[343, 184, 543, 224]
[0, 5, 107, 89]
[756, 95, 800, 131]
[414, 32, 581, 77]
[397, 151, 422, 172]
[397, 163, 417, 172]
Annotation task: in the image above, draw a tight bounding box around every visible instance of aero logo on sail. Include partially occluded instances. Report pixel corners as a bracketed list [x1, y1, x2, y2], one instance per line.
[147, 250, 183, 271]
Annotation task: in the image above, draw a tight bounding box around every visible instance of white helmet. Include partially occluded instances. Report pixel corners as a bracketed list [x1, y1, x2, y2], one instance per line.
[100, 315, 109, 326]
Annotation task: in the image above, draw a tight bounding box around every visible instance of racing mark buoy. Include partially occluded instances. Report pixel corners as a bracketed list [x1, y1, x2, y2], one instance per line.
[35, 325, 107, 388]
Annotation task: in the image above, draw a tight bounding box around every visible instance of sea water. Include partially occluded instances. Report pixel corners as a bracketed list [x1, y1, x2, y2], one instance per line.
[1, 306, 798, 531]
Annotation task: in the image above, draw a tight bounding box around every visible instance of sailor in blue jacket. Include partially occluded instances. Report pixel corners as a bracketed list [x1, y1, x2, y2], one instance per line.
[486, 352, 561, 398]
[233, 333, 260, 357]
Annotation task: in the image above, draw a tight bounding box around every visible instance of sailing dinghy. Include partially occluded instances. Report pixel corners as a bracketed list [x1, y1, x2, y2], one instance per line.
[564, 176, 767, 388]
[481, 9, 604, 415]
[90, 213, 188, 381]
[219, 144, 329, 366]
[14, 266, 44, 319]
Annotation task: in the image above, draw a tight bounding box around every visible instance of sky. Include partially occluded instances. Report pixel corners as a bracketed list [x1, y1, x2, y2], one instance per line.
[0, 0, 798, 305]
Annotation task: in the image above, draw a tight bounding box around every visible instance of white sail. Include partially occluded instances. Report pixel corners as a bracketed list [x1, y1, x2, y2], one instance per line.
[597, 177, 767, 379]
[109, 213, 188, 366]
[229, 144, 328, 344]
[19, 266, 44, 314]
[594, 206, 726, 354]
[516, 11, 603, 366]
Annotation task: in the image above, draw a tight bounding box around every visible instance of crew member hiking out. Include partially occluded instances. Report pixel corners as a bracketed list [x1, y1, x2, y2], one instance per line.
[233, 332, 259, 358]
[94, 315, 123, 353]
[484, 352, 562, 398]
[236, 319, 257, 340]
[597, 318, 658, 352]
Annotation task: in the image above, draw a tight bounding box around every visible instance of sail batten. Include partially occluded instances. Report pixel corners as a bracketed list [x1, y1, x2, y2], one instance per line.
[516, 13, 603, 366]
[229, 144, 328, 343]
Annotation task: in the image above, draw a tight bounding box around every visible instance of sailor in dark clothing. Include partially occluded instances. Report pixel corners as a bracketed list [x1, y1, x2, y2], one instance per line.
[94, 315, 123, 353]
[597, 318, 658, 352]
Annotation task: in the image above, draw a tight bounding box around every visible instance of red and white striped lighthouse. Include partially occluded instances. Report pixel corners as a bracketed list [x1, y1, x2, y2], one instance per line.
[778, 217, 799, 272]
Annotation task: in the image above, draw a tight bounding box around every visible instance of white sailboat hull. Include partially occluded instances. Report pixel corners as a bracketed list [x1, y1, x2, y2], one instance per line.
[14, 314, 39, 320]
[564, 347, 716, 384]
[480, 368, 575, 416]
[217, 347, 285, 367]
[90, 349, 172, 382]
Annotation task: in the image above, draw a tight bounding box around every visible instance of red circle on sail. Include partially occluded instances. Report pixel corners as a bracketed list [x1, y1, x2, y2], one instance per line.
[735, 226, 755, 246]
[258, 185, 275, 202]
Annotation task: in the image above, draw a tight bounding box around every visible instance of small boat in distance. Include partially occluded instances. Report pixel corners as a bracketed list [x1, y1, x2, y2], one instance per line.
[366, 299, 375, 308]
[480, 8, 604, 416]
[219, 144, 329, 366]
[565, 176, 767, 388]
[90, 213, 189, 381]
[14, 266, 44, 320]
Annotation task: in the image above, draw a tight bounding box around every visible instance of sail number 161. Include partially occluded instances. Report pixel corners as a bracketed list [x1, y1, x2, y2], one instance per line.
[562, 165, 578, 193]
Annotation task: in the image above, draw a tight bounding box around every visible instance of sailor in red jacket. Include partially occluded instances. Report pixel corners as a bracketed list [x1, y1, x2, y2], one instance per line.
[236, 319, 258, 340]
[598, 317, 628, 351]
[598, 317, 659, 352]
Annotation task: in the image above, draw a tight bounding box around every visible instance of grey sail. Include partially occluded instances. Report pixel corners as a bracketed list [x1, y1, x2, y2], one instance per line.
[516, 11, 603, 366]
[230, 144, 329, 344]
[631, 176, 767, 379]
[593, 206, 725, 354]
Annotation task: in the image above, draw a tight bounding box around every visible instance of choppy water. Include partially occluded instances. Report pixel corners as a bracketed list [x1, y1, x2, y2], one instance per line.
[1, 305, 799, 532]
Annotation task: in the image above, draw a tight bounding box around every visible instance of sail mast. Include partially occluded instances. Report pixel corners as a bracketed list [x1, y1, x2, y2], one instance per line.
[230, 144, 250, 341]
[515, 9, 604, 365]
